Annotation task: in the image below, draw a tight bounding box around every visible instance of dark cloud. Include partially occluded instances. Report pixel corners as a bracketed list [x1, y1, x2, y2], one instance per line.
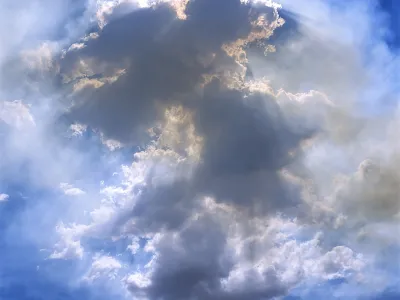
[191, 80, 311, 214]
[113, 81, 314, 299]
[62, 0, 255, 143]
[130, 180, 196, 232]
[58, 1, 326, 299]
[112, 78, 313, 237]
[127, 214, 288, 300]
[1, 0, 398, 299]
[145, 216, 230, 300]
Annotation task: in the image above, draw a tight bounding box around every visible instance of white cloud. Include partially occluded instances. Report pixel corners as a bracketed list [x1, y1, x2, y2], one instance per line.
[0, 100, 35, 129]
[221, 215, 365, 294]
[241, 0, 281, 9]
[101, 136, 123, 151]
[84, 255, 122, 281]
[127, 237, 140, 254]
[125, 272, 151, 288]
[318, 246, 365, 280]
[21, 43, 57, 74]
[69, 123, 87, 136]
[49, 239, 84, 260]
[50, 222, 88, 260]
[0, 193, 9, 202]
[65, 188, 86, 196]
[60, 183, 86, 196]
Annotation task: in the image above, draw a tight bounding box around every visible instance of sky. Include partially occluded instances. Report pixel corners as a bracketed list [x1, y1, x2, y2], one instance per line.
[0, 0, 399, 299]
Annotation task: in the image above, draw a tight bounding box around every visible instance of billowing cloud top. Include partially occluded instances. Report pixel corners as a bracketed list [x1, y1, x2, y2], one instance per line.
[0, 0, 399, 299]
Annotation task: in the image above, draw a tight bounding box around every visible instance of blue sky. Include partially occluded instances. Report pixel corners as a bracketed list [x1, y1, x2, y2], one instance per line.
[380, 0, 400, 49]
[0, 0, 399, 299]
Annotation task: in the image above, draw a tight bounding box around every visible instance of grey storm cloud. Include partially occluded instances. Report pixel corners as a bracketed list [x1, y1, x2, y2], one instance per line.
[57, 1, 324, 298]
[120, 81, 313, 237]
[61, 0, 313, 215]
[62, 0, 254, 143]
[190, 81, 311, 213]
[126, 211, 289, 300]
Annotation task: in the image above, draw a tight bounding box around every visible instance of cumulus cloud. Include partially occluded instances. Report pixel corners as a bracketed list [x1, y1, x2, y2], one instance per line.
[1, 0, 400, 299]
[45, 0, 400, 298]
[122, 204, 365, 299]
[84, 255, 122, 281]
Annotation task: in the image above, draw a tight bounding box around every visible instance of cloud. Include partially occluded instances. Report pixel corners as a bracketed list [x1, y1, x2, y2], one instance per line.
[84, 255, 122, 281]
[60, 183, 86, 196]
[59, 0, 317, 224]
[0, 0, 400, 299]
[0, 193, 9, 202]
[329, 158, 400, 222]
[60, 0, 276, 143]
[45, 0, 400, 298]
[0, 100, 35, 129]
[122, 210, 365, 300]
